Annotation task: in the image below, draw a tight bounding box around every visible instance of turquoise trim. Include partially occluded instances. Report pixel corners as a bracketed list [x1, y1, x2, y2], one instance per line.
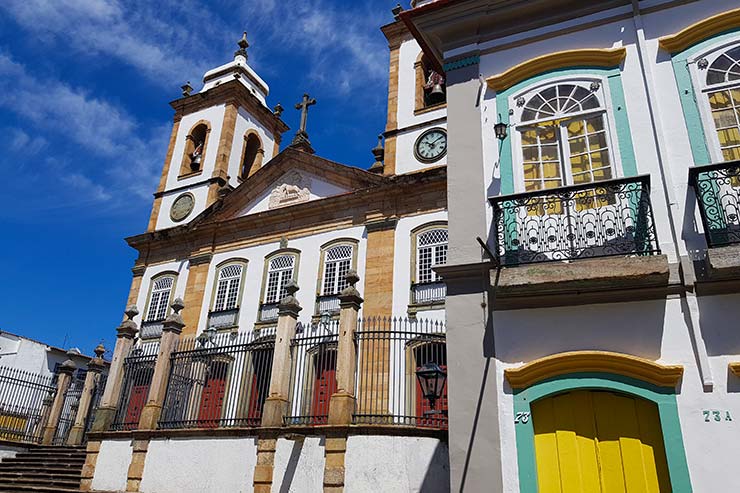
[494, 66, 638, 194]
[668, 28, 740, 166]
[513, 372, 692, 493]
[444, 55, 480, 72]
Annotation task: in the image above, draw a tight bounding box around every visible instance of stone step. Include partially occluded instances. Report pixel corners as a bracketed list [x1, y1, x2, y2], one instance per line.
[15, 451, 86, 459]
[0, 486, 82, 493]
[0, 470, 81, 480]
[0, 460, 84, 470]
[0, 464, 83, 474]
[0, 477, 81, 488]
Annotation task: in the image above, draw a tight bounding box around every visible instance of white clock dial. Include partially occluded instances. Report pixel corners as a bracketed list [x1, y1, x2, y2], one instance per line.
[414, 128, 447, 163]
[170, 193, 195, 222]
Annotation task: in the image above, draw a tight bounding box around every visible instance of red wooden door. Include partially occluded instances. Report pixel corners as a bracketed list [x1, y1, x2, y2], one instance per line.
[246, 350, 272, 424]
[311, 349, 337, 424]
[198, 375, 226, 428]
[124, 384, 149, 430]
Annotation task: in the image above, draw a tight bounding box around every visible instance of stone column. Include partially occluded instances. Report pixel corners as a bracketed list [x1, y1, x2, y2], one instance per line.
[328, 271, 363, 425]
[261, 281, 301, 427]
[138, 299, 185, 430]
[91, 306, 139, 432]
[42, 356, 77, 445]
[67, 344, 106, 446]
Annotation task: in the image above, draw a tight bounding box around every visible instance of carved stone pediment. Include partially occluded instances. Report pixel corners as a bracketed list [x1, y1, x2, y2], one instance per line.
[268, 171, 311, 209]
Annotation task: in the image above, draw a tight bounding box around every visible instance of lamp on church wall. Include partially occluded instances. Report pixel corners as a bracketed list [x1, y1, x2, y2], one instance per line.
[415, 362, 447, 412]
[494, 121, 509, 141]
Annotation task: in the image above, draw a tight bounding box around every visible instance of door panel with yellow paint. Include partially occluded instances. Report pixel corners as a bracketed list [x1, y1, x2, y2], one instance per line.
[532, 390, 671, 492]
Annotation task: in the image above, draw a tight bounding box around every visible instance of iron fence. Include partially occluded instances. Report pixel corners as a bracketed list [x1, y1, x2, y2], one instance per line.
[0, 366, 56, 443]
[689, 161, 740, 248]
[490, 175, 660, 265]
[354, 317, 447, 430]
[85, 373, 108, 435]
[158, 331, 274, 429]
[52, 375, 85, 445]
[284, 320, 340, 425]
[411, 282, 446, 304]
[110, 343, 159, 431]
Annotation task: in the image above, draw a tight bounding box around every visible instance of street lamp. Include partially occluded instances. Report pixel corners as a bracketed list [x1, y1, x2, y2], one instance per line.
[415, 362, 447, 412]
[494, 121, 508, 141]
[320, 311, 331, 333]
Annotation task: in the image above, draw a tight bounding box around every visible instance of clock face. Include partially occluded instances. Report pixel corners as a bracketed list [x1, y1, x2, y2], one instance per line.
[414, 128, 447, 163]
[170, 193, 195, 222]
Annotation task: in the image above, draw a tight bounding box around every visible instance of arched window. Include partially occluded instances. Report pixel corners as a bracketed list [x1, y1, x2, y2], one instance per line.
[141, 274, 176, 339]
[207, 262, 246, 330]
[515, 82, 614, 192]
[259, 252, 299, 322]
[410, 225, 448, 306]
[240, 132, 264, 179]
[315, 241, 357, 316]
[179, 122, 210, 176]
[415, 53, 446, 112]
[700, 44, 740, 162]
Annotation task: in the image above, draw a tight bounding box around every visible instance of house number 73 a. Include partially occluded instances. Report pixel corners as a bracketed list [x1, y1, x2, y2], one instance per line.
[514, 412, 531, 424]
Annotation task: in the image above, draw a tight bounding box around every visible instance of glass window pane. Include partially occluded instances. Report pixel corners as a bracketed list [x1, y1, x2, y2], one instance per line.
[592, 166, 613, 181]
[709, 91, 732, 110]
[590, 150, 611, 170]
[589, 131, 608, 151]
[522, 147, 539, 162]
[523, 163, 540, 180]
[570, 153, 589, 174]
[717, 128, 740, 148]
[586, 116, 605, 133]
[569, 136, 587, 156]
[722, 147, 740, 161]
[567, 120, 584, 137]
[542, 162, 560, 179]
[713, 108, 737, 128]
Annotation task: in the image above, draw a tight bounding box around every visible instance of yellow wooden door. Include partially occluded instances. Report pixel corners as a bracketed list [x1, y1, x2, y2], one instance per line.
[531, 390, 671, 492]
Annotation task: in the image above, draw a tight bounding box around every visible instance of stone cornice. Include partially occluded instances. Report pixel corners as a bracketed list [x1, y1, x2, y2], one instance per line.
[380, 20, 412, 49]
[486, 47, 627, 92]
[659, 8, 740, 54]
[504, 351, 684, 389]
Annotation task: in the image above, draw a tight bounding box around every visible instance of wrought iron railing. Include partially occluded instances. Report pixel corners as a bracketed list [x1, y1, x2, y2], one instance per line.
[410, 282, 446, 304]
[353, 317, 447, 430]
[315, 294, 341, 315]
[158, 331, 274, 429]
[284, 320, 339, 426]
[52, 375, 84, 445]
[259, 303, 279, 323]
[140, 320, 164, 340]
[490, 175, 660, 265]
[84, 373, 108, 436]
[207, 308, 240, 330]
[689, 161, 740, 248]
[0, 366, 56, 443]
[110, 343, 159, 431]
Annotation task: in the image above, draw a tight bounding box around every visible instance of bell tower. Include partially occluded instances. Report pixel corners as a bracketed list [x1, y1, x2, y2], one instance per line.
[147, 32, 289, 231]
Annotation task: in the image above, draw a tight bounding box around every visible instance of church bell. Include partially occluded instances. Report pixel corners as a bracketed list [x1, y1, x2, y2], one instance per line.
[427, 83, 445, 104]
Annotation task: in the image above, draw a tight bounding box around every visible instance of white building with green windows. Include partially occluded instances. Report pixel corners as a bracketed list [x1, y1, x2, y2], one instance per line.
[400, 1, 740, 492]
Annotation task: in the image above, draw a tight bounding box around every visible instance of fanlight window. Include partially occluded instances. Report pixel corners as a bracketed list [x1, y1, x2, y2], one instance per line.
[704, 45, 740, 162]
[213, 264, 243, 312]
[322, 245, 353, 295]
[517, 83, 613, 192]
[146, 276, 174, 322]
[417, 229, 448, 284]
[264, 255, 295, 304]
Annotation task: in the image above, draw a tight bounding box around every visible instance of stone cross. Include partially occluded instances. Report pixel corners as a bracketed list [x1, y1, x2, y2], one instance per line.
[295, 93, 317, 135]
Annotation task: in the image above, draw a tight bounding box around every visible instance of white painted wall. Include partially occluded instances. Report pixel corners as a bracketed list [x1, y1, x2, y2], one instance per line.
[139, 437, 257, 493]
[226, 107, 277, 187]
[271, 436, 325, 493]
[0, 332, 94, 376]
[92, 439, 132, 492]
[133, 260, 190, 327]
[345, 435, 450, 493]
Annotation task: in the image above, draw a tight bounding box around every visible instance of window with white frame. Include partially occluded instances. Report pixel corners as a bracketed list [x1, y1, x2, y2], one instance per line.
[697, 44, 740, 162]
[212, 263, 243, 312]
[264, 254, 295, 304]
[146, 276, 174, 321]
[416, 228, 448, 284]
[514, 82, 615, 192]
[322, 245, 353, 295]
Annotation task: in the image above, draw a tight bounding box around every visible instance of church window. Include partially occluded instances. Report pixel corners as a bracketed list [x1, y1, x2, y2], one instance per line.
[259, 252, 299, 322]
[179, 121, 211, 177]
[315, 240, 358, 316]
[415, 53, 446, 112]
[410, 224, 447, 306]
[697, 43, 740, 162]
[207, 261, 246, 330]
[141, 274, 176, 339]
[240, 131, 264, 179]
[513, 81, 615, 195]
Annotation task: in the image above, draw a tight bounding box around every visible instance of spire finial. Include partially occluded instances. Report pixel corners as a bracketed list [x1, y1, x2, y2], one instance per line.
[290, 93, 317, 153]
[370, 134, 385, 173]
[235, 31, 249, 60]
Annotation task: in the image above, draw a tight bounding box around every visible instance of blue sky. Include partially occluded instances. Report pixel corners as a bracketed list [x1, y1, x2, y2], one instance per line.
[0, 0, 400, 355]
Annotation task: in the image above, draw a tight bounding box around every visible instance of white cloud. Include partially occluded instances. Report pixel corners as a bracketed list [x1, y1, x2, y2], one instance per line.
[9, 128, 47, 155]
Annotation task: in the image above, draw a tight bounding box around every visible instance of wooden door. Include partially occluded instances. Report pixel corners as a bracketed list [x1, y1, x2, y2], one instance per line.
[197, 363, 227, 428]
[310, 349, 337, 424]
[246, 349, 272, 424]
[532, 390, 671, 492]
[124, 384, 149, 430]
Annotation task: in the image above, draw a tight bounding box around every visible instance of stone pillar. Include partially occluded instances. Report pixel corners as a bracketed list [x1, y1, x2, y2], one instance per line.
[91, 306, 139, 432]
[42, 356, 77, 445]
[79, 440, 101, 491]
[328, 271, 363, 425]
[253, 437, 277, 493]
[261, 281, 301, 428]
[67, 344, 106, 445]
[138, 298, 185, 430]
[323, 436, 348, 493]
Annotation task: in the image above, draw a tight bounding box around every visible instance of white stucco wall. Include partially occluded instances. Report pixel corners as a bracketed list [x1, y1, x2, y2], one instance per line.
[271, 436, 325, 492]
[345, 435, 450, 493]
[226, 107, 277, 186]
[132, 260, 190, 327]
[92, 439, 132, 492]
[139, 437, 257, 493]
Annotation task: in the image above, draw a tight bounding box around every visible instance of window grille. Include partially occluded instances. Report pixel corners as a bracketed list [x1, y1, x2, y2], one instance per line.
[704, 45, 740, 162]
[213, 264, 243, 312]
[146, 276, 174, 322]
[322, 245, 353, 295]
[264, 255, 295, 304]
[417, 229, 448, 284]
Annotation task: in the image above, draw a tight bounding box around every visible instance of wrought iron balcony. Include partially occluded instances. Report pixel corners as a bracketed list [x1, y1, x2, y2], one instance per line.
[410, 281, 446, 305]
[139, 320, 164, 340]
[490, 175, 660, 266]
[259, 303, 279, 323]
[689, 161, 740, 248]
[207, 308, 239, 330]
[315, 294, 341, 315]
